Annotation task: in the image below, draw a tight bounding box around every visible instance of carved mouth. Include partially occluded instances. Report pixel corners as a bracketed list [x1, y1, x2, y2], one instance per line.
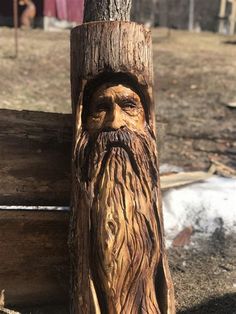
[98, 141, 140, 178]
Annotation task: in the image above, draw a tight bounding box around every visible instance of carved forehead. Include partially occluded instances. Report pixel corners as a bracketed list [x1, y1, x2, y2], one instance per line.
[91, 83, 142, 101]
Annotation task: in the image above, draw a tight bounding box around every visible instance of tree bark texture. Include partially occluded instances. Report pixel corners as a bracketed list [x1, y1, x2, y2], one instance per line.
[70, 21, 175, 313]
[83, 0, 132, 22]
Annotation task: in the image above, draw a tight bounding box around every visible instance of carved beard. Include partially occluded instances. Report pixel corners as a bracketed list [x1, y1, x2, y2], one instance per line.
[75, 126, 162, 314]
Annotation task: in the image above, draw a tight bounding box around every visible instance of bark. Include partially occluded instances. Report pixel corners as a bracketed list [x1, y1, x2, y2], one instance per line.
[0, 208, 69, 308]
[83, 0, 132, 22]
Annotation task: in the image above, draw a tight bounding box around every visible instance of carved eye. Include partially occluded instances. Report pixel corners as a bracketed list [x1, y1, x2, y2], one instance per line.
[121, 100, 136, 109]
[95, 102, 110, 112]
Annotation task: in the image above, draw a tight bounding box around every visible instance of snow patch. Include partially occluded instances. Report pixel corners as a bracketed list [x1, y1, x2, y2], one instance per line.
[163, 176, 236, 241]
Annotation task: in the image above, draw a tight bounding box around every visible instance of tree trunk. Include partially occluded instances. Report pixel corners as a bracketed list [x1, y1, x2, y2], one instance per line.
[70, 1, 175, 313]
[83, 0, 132, 22]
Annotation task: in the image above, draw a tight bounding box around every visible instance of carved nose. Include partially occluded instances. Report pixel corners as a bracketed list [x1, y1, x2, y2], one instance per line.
[105, 104, 124, 130]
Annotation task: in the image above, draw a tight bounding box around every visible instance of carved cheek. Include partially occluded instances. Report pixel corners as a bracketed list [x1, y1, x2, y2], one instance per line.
[87, 112, 106, 131]
[122, 109, 145, 131]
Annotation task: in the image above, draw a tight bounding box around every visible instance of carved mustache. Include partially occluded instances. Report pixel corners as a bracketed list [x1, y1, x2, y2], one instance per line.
[77, 127, 138, 180]
[97, 128, 141, 178]
[77, 126, 158, 184]
[97, 127, 139, 150]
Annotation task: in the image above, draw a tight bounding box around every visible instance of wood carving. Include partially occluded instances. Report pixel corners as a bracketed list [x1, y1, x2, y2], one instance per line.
[70, 13, 175, 314]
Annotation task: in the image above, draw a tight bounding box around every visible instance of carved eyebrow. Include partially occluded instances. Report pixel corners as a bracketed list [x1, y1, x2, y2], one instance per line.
[117, 95, 139, 102]
[92, 95, 113, 105]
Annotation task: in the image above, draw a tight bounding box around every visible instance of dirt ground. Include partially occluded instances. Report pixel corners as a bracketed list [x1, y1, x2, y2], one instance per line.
[0, 27, 236, 313]
[13, 235, 236, 314]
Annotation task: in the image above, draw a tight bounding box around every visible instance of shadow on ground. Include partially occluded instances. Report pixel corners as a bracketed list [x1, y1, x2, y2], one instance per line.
[178, 293, 236, 314]
[14, 293, 236, 314]
[223, 40, 236, 45]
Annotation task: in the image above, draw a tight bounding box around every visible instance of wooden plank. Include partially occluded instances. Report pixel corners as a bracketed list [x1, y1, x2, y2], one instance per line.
[0, 208, 70, 308]
[160, 171, 212, 190]
[0, 109, 72, 206]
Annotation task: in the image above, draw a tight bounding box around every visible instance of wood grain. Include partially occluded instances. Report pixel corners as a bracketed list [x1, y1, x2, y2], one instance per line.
[0, 208, 69, 308]
[0, 109, 71, 206]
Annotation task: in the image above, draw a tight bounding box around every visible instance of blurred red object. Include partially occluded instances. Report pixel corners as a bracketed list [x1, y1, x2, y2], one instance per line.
[172, 226, 193, 248]
[44, 0, 84, 23]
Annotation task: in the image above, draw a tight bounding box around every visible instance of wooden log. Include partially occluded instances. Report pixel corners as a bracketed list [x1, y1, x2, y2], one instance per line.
[0, 109, 72, 206]
[0, 207, 69, 308]
[70, 1, 175, 313]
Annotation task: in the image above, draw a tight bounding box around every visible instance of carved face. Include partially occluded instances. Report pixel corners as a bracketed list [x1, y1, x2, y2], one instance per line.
[73, 81, 173, 314]
[85, 83, 146, 135]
